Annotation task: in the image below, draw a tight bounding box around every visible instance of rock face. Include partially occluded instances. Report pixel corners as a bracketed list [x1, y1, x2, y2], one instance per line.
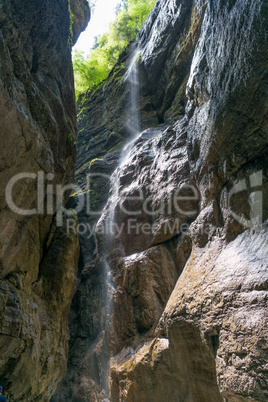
[0, 0, 89, 400]
[70, 0, 91, 45]
[55, 0, 267, 401]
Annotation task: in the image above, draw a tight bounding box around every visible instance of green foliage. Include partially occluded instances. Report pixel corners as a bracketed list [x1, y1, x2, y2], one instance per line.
[88, 157, 104, 169]
[73, 49, 109, 94]
[67, 132, 76, 145]
[68, 0, 74, 46]
[73, 0, 156, 97]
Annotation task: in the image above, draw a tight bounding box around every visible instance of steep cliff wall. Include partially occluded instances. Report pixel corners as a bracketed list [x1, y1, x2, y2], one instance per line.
[0, 0, 89, 400]
[55, 0, 267, 401]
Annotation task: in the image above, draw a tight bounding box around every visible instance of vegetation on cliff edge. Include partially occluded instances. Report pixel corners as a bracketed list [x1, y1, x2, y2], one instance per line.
[73, 0, 156, 97]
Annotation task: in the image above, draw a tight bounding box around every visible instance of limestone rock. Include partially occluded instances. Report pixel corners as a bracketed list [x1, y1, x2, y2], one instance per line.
[70, 0, 91, 45]
[0, 0, 89, 399]
[55, 0, 268, 401]
[110, 322, 222, 402]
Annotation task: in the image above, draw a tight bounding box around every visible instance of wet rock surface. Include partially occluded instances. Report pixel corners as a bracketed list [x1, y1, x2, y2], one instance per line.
[55, 0, 267, 401]
[0, 0, 89, 400]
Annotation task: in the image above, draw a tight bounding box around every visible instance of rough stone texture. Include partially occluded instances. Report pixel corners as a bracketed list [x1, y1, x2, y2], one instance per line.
[55, 0, 267, 401]
[0, 0, 89, 400]
[110, 322, 222, 402]
[157, 227, 268, 401]
[70, 0, 91, 45]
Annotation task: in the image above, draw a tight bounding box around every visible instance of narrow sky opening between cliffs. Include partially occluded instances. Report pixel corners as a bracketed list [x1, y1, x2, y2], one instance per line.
[72, 0, 156, 97]
[73, 0, 122, 55]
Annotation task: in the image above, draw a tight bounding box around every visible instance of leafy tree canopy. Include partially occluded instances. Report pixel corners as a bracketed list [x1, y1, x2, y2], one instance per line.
[73, 0, 156, 97]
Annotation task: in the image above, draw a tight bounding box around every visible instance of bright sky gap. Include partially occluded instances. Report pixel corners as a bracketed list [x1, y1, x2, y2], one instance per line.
[73, 0, 123, 55]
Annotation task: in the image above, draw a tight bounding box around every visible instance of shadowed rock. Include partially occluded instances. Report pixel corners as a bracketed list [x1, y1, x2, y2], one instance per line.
[0, 0, 90, 400]
[54, 0, 268, 401]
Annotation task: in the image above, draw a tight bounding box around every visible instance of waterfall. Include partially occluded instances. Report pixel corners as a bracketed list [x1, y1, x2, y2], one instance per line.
[125, 43, 141, 138]
[97, 41, 143, 399]
[106, 41, 142, 238]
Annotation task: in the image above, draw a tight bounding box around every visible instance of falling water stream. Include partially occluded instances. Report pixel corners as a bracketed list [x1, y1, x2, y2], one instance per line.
[104, 42, 142, 244]
[125, 44, 141, 137]
[98, 42, 142, 399]
[106, 43, 142, 245]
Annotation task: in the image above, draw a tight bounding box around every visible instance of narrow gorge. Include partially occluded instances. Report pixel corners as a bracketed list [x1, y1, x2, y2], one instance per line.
[0, 0, 267, 401]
